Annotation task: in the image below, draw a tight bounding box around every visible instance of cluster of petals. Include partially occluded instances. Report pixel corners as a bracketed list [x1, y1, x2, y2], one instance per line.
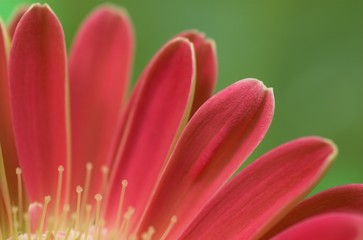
[0, 3, 363, 240]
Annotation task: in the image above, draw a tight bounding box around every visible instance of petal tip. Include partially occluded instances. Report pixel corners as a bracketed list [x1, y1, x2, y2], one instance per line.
[180, 29, 206, 38]
[301, 136, 338, 166]
[206, 38, 217, 53]
[322, 138, 338, 162]
[28, 3, 45, 10]
[26, 3, 55, 17]
[242, 78, 269, 90]
[170, 37, 195, 51]
[94, 3, 132, 20]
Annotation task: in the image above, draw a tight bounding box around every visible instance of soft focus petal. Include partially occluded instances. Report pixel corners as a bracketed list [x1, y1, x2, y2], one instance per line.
[272, 213, 363, 240]
[9, 4, 70, 210]
[178, 30, 217, 116]
[69, 5, 133, 206]
[138, 79, 274, 239]
[263, 184, 363, 239]
[28, 202, 42, 233]
[180, 137, 336, 240]
[105, 38, 195, 225]
[7, 5, 28, 39]
[0, 19, 20, 202]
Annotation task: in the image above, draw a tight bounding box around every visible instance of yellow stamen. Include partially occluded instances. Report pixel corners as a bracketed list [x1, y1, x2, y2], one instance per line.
[141, 232, 148, 240]
[55, 165, 64, 226]
[148, 226, 156, 239]
[23, 213, 31, 240]
[75, 185, 83, 231]
[65, 213, 76, 240]
[81, 162, 93, 212]
[0, 148, 13, 236]
[64, 227, 72, 240]
[119, 206, 134, 238]
[11, 207, 18, 240]
[115, 180, 128, 229]
[16, 168, 23, 230]
[37, 196, 51, 238]
[45, 216, 54, 239]
[94, 194, 102, 240]
[98, 219, 105, 240]
[55, 204, 69, 234]
[84, 204, 92, 240]
[160, 215, 177, 240]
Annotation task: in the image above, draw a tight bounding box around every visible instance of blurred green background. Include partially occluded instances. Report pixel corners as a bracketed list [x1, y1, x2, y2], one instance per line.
[1, 0, 362, 194]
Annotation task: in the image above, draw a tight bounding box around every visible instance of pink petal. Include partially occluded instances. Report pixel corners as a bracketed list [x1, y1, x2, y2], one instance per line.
[104, 38, 195, 225]
[262, 184, 363, 239]
[138, 79, 274, 239]
[272, 213, 363, 240]
[69, 5, 133, 206]
[179, 137, 336, 239]
[7, 5, 28, 39]
[0, 19, 20, 202]
[9, 4, 70, 210]
[178, 30, 217, 116]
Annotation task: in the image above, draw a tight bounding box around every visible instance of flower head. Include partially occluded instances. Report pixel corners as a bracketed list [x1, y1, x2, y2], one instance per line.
[0, 3, 363, 240]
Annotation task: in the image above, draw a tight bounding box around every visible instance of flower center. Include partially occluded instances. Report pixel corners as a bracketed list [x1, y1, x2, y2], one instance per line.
[3, 165, 177, 240]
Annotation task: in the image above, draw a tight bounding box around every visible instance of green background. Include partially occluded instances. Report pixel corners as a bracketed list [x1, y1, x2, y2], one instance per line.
[1, 0, 362, 194]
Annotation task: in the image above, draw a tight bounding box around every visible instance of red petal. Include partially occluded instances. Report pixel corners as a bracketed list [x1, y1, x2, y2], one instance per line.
[180, 137, 336, 239]
[262, 184, 363, 239]
[9, 4, 70, 210]
[69, 5, 133, 206]
[0, 21, 16, 236]
[178, 30, 217, 116]
[104, 38, 195, 225]
[106, 30, 214, 192]
[7, 5, 28, 39]
[1, 19, 21, 202]
[272, 213, 363, 240]
[138, 79, 274, 239]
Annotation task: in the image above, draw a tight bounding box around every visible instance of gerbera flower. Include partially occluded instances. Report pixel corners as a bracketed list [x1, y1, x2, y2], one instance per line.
[0, 3, 362, 240]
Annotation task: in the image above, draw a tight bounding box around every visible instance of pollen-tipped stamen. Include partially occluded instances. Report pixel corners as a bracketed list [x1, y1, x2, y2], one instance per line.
[15, 168, 23, 230]
[94, 194, 103, 240]
[81, 162, 93, 214]
[115, 180, 128, 228]
[54, 165, 64, 226]
[37, 196, 51, 238]
[75, 185, 83, 232]
[160, 215, 177, 240]
[141, 226, 155, 240]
